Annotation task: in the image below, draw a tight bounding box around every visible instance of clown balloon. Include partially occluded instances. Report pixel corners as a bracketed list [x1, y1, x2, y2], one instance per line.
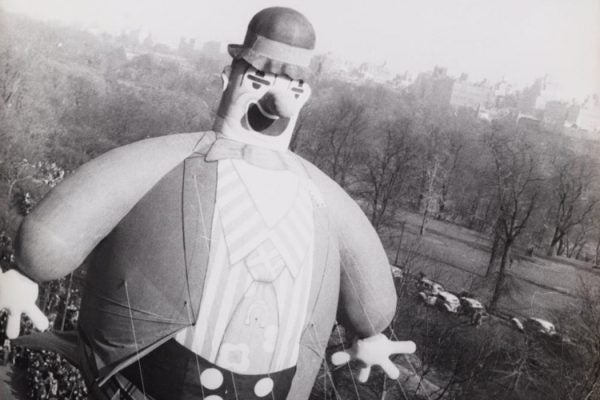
[1, 7, 415, 400]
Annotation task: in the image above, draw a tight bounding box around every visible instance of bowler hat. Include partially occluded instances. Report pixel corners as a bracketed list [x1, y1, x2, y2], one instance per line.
[228, 7, 316, 80]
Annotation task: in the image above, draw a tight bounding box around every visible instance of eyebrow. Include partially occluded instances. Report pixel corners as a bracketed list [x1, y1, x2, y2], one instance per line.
[247, 74, 270, 85]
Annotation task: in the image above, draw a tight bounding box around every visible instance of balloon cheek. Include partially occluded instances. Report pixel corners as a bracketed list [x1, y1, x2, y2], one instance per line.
[220, 72, 229, 92]
[220, 65, 232, 92]
[292, 83, 311, 112]
[300, 84, 311, 104]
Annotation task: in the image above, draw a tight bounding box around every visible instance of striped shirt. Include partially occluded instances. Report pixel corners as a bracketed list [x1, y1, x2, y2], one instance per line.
[175, 158, 315, 373]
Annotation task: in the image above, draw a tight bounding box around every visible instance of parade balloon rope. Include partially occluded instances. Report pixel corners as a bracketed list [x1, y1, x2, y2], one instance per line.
[124, 281, 148, 400]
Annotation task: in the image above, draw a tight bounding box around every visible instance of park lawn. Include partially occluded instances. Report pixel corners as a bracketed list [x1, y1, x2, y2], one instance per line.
[384, 210, 599, 320]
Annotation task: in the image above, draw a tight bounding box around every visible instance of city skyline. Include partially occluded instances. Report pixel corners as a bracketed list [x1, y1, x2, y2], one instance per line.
[1, 0, 599, 101]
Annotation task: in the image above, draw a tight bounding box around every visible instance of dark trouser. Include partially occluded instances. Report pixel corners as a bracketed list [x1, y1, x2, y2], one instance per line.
[84, 339, 296, 400]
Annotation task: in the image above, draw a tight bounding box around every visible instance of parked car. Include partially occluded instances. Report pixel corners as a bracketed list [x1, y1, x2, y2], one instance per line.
[418, 278, 444, 294]
[418, 289, 460, 313]
[459, 296, 485, 316]
[522, 318, 573, 343]
[524, 318, 557, 336]
[390, 265, 404, 279]
[418, 291, 438, 306]
[438, 291, 461, 313]
[417, 278, 443, 306]
[511, 317, 525, 332]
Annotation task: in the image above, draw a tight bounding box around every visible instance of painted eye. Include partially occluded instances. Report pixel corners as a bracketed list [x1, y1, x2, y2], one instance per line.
[292, 87, 304, 99]
[247, 74, 270, 90]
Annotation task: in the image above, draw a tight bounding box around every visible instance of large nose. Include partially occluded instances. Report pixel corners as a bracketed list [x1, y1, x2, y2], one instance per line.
[256, 87, 300, 119]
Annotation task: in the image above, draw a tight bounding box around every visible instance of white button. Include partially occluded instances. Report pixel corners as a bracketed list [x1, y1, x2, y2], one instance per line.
[254, 377, 274, 397]
[200, 368, 224, 390]
[204, 396, 223, 400]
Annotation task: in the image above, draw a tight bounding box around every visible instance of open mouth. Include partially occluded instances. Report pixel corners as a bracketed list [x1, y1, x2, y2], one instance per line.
[244, 103, 290, 136]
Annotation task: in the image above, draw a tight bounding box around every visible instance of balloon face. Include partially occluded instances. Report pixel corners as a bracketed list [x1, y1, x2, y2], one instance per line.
[215, 60, 311, 151]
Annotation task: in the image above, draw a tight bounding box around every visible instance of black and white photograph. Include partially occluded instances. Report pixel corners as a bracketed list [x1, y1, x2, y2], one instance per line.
[0, 1, 599, 399]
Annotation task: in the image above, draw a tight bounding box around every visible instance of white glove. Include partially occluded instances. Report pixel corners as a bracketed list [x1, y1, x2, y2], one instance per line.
[331, 333, 416, 383]
[0, 269, 49, 338]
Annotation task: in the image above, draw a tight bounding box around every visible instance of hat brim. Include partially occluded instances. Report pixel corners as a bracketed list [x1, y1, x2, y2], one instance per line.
[228, 44, 309, 80]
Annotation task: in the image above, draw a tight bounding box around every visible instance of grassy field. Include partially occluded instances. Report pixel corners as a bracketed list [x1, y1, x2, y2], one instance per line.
[382, 211, 599, 321]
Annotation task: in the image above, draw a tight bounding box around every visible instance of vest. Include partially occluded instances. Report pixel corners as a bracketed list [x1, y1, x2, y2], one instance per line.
[78, 147, 341, 398]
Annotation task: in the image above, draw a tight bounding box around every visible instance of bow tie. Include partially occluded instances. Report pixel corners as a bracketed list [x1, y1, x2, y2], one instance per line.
[205, 138, 293, 170]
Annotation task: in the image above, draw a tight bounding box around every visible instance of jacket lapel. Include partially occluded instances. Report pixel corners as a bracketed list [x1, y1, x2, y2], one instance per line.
[305, 193, 330, 320]
[182, 155, 218, 321]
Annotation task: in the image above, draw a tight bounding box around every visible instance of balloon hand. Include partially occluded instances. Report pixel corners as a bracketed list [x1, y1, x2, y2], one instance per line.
[0, 270, 49, 338]
[331, 333, 416, 383]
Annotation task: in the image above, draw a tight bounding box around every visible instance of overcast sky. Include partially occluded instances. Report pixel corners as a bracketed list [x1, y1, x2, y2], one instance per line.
[2, 0, 599, 100]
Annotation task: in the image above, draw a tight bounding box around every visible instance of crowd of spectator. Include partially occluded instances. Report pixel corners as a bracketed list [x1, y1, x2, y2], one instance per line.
[0, 231, 16, 269]
[8, 346, 88, 400]
[1, 309, 89, 399]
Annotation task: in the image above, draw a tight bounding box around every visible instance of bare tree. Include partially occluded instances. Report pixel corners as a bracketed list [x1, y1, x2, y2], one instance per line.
[563, 221, 592, 259]
[485, 130, 543, 310]
[553, 281, 600, 400]
[0, 19, 41, 115]
[546, 154, 599, 256]
[592, 215, 600, 266]
[307, 94, 369, 189]
[417, 128, 449, 235]
[0, 45, 23, 107]
[359, 118, 417, 230]
[437, 132, 465, 218]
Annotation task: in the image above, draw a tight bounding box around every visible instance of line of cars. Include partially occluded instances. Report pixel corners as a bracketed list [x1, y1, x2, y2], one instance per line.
[416, 277, 485, 317]
[409, 273, 570, 343]
[391, 267, 570, 342]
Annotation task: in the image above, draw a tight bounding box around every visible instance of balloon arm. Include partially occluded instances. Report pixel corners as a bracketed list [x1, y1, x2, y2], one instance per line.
[15, 132, 210, 282]
[298, 158, 397, 337]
